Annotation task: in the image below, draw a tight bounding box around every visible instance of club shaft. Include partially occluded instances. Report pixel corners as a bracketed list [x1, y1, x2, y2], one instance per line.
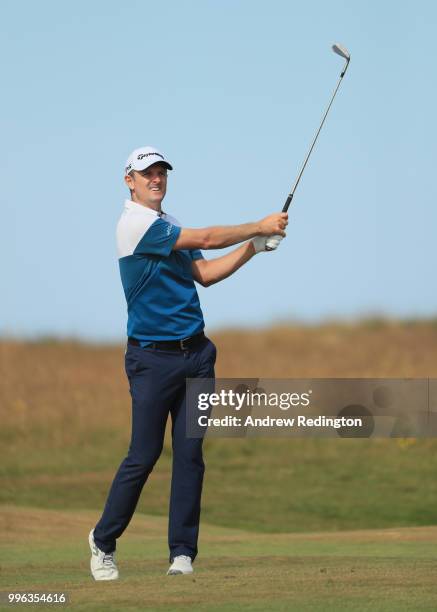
[282, 59, 350, 212]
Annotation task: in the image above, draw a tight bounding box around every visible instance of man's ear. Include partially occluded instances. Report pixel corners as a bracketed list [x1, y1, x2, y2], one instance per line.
[124, 174, 134, 191]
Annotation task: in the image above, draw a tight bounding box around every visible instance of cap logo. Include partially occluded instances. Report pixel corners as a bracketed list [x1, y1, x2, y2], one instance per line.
[125, 163, 132, 172]
[137, 152, 164, 160]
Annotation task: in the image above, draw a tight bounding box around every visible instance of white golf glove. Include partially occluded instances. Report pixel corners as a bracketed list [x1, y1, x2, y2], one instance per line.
[252, 235, 283, 253]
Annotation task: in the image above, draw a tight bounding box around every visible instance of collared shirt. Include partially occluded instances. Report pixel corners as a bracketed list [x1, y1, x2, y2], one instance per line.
[116, 199, 205, 343]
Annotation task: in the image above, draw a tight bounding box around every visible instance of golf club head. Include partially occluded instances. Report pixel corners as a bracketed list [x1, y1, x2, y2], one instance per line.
[332, 43, 350, 61]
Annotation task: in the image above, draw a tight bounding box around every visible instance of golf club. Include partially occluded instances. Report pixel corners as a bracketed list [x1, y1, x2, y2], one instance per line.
[266, 43, 350, 250]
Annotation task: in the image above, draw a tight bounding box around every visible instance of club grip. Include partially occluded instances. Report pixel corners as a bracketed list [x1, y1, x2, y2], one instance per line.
[282, 193, 293, 212]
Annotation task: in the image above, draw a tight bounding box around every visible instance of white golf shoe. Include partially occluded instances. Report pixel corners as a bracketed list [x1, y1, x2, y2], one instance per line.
[88, 529, 119, 581]
[167, 555, 193, 575]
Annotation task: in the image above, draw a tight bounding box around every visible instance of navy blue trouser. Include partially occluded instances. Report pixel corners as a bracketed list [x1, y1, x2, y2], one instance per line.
[93, 337, 216, 561]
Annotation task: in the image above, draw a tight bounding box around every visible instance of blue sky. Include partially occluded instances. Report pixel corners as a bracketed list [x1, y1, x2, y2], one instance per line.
[2, 0, 436, 340]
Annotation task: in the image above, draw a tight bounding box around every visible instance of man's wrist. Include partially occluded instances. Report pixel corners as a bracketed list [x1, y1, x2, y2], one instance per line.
[245, 221, 261, 239]
[254, 221, 262, 236]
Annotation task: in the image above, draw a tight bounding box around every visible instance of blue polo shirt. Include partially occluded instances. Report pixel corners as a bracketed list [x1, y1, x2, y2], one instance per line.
[116, 199, 205, 343]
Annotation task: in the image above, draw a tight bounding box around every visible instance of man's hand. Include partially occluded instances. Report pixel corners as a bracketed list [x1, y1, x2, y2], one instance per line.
[251, 235, 284, 254]
[257, 212, 288, 237]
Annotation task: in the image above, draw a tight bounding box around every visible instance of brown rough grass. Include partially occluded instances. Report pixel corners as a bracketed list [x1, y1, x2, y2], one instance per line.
[1, 321, 437, 443]
[213, 321, 437, 378]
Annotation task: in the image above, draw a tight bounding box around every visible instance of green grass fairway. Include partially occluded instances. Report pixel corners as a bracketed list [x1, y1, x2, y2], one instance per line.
[1, 506, 436, 611]
[4, 438, 437, 535]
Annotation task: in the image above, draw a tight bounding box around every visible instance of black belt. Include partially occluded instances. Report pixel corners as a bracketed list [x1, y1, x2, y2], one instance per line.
[128, 332, 206, 351]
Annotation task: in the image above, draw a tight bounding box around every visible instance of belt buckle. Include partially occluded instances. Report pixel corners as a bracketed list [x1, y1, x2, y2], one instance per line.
[179, 336, 191, 351]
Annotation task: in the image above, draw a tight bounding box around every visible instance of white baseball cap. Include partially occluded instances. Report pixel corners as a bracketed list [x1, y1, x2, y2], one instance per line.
[124, 146, 173, 175]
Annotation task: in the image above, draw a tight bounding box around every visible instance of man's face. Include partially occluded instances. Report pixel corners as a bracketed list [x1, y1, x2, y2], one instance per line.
[125, 162, 168, 207]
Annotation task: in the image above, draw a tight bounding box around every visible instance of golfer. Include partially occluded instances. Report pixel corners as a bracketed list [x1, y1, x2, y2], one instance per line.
[89, 146, 287, 579]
